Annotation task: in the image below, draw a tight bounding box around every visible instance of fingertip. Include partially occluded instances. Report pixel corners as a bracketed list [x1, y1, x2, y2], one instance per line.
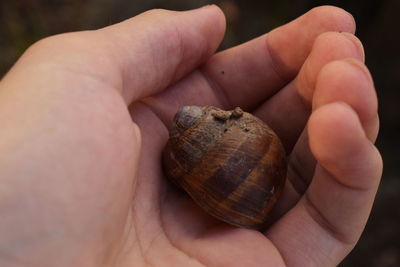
[312, 32, 364, 61]
[204, 5, 227, 43]
[309, 102, 382, 188]
[201, 4, 226, 19]
[309, 101, 361, 137]
[190, 4, 227, 37]
[307, 5, 356, 34]
[314, 59, 376, 110]
[266, 6, 356, 78]
[313, 59, 378, 140]
[295, 31, 365, 102]
[96, 6, 227, 103]
[309, 102, 365, 169]
[342, 58, 374, 84]
[340, 33, 365, 62]
[139, 6, 226, 46]
[182, 5, 227, 57]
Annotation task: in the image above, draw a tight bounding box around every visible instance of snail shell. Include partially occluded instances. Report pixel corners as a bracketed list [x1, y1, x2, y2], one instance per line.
[162, 106, 287, 230]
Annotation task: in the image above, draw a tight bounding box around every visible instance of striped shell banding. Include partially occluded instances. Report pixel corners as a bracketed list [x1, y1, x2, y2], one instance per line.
[162, 106, 287, 230]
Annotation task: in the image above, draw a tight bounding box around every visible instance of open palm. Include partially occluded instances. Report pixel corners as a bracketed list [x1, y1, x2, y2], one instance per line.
[0, 5, 382, 267]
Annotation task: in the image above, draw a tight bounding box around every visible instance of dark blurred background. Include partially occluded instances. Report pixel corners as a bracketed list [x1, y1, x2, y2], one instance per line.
[0, 0, 398, 266]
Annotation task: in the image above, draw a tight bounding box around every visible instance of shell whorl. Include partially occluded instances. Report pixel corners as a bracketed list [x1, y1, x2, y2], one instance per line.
[170, 106, 204, 137]
[163, 106, 287, 230]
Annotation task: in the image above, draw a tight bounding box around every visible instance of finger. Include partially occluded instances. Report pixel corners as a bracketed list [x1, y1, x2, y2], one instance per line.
[3, 6, 225, 105]
[253, 32, 364, 208]
[201, 6, 356, 110]
[254, 32, 365, 150]
[140, 6, 356, 126]
[313, 59, 379, 141]
[267, 103, 382, 266]
[288, 59, 379, 194]
[103, 6, 225, 104]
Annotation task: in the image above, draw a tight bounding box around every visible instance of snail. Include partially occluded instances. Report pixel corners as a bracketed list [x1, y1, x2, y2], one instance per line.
[162, 106, 287, 230]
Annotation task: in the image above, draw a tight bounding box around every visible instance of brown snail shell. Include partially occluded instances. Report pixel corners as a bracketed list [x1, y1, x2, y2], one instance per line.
[162, 106, 287, 230]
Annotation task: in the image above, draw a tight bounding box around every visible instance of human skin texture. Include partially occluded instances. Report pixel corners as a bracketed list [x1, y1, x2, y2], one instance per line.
[0, 5, 382, 267]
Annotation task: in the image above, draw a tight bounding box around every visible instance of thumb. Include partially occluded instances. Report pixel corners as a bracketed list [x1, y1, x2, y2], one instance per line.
[101, 5, 226, 103]
[3, 5, 226, 104]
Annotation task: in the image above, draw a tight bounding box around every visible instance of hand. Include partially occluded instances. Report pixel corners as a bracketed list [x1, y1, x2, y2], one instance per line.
[0, 5, 382, 267]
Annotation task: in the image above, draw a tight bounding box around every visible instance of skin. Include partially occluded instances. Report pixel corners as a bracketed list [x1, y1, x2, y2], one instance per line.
[0, 5, 382, 267]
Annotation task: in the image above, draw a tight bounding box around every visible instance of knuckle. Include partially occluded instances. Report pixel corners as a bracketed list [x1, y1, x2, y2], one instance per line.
[26, 33, 83, 57]
[25, 32, 100, 64]
[29, 33, 71, 51]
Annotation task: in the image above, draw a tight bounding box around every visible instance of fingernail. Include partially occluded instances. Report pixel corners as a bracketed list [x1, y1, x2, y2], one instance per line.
[343, 10, 357, 33]
[344, 58, 374, 85]
[340, 32, 365, 62]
